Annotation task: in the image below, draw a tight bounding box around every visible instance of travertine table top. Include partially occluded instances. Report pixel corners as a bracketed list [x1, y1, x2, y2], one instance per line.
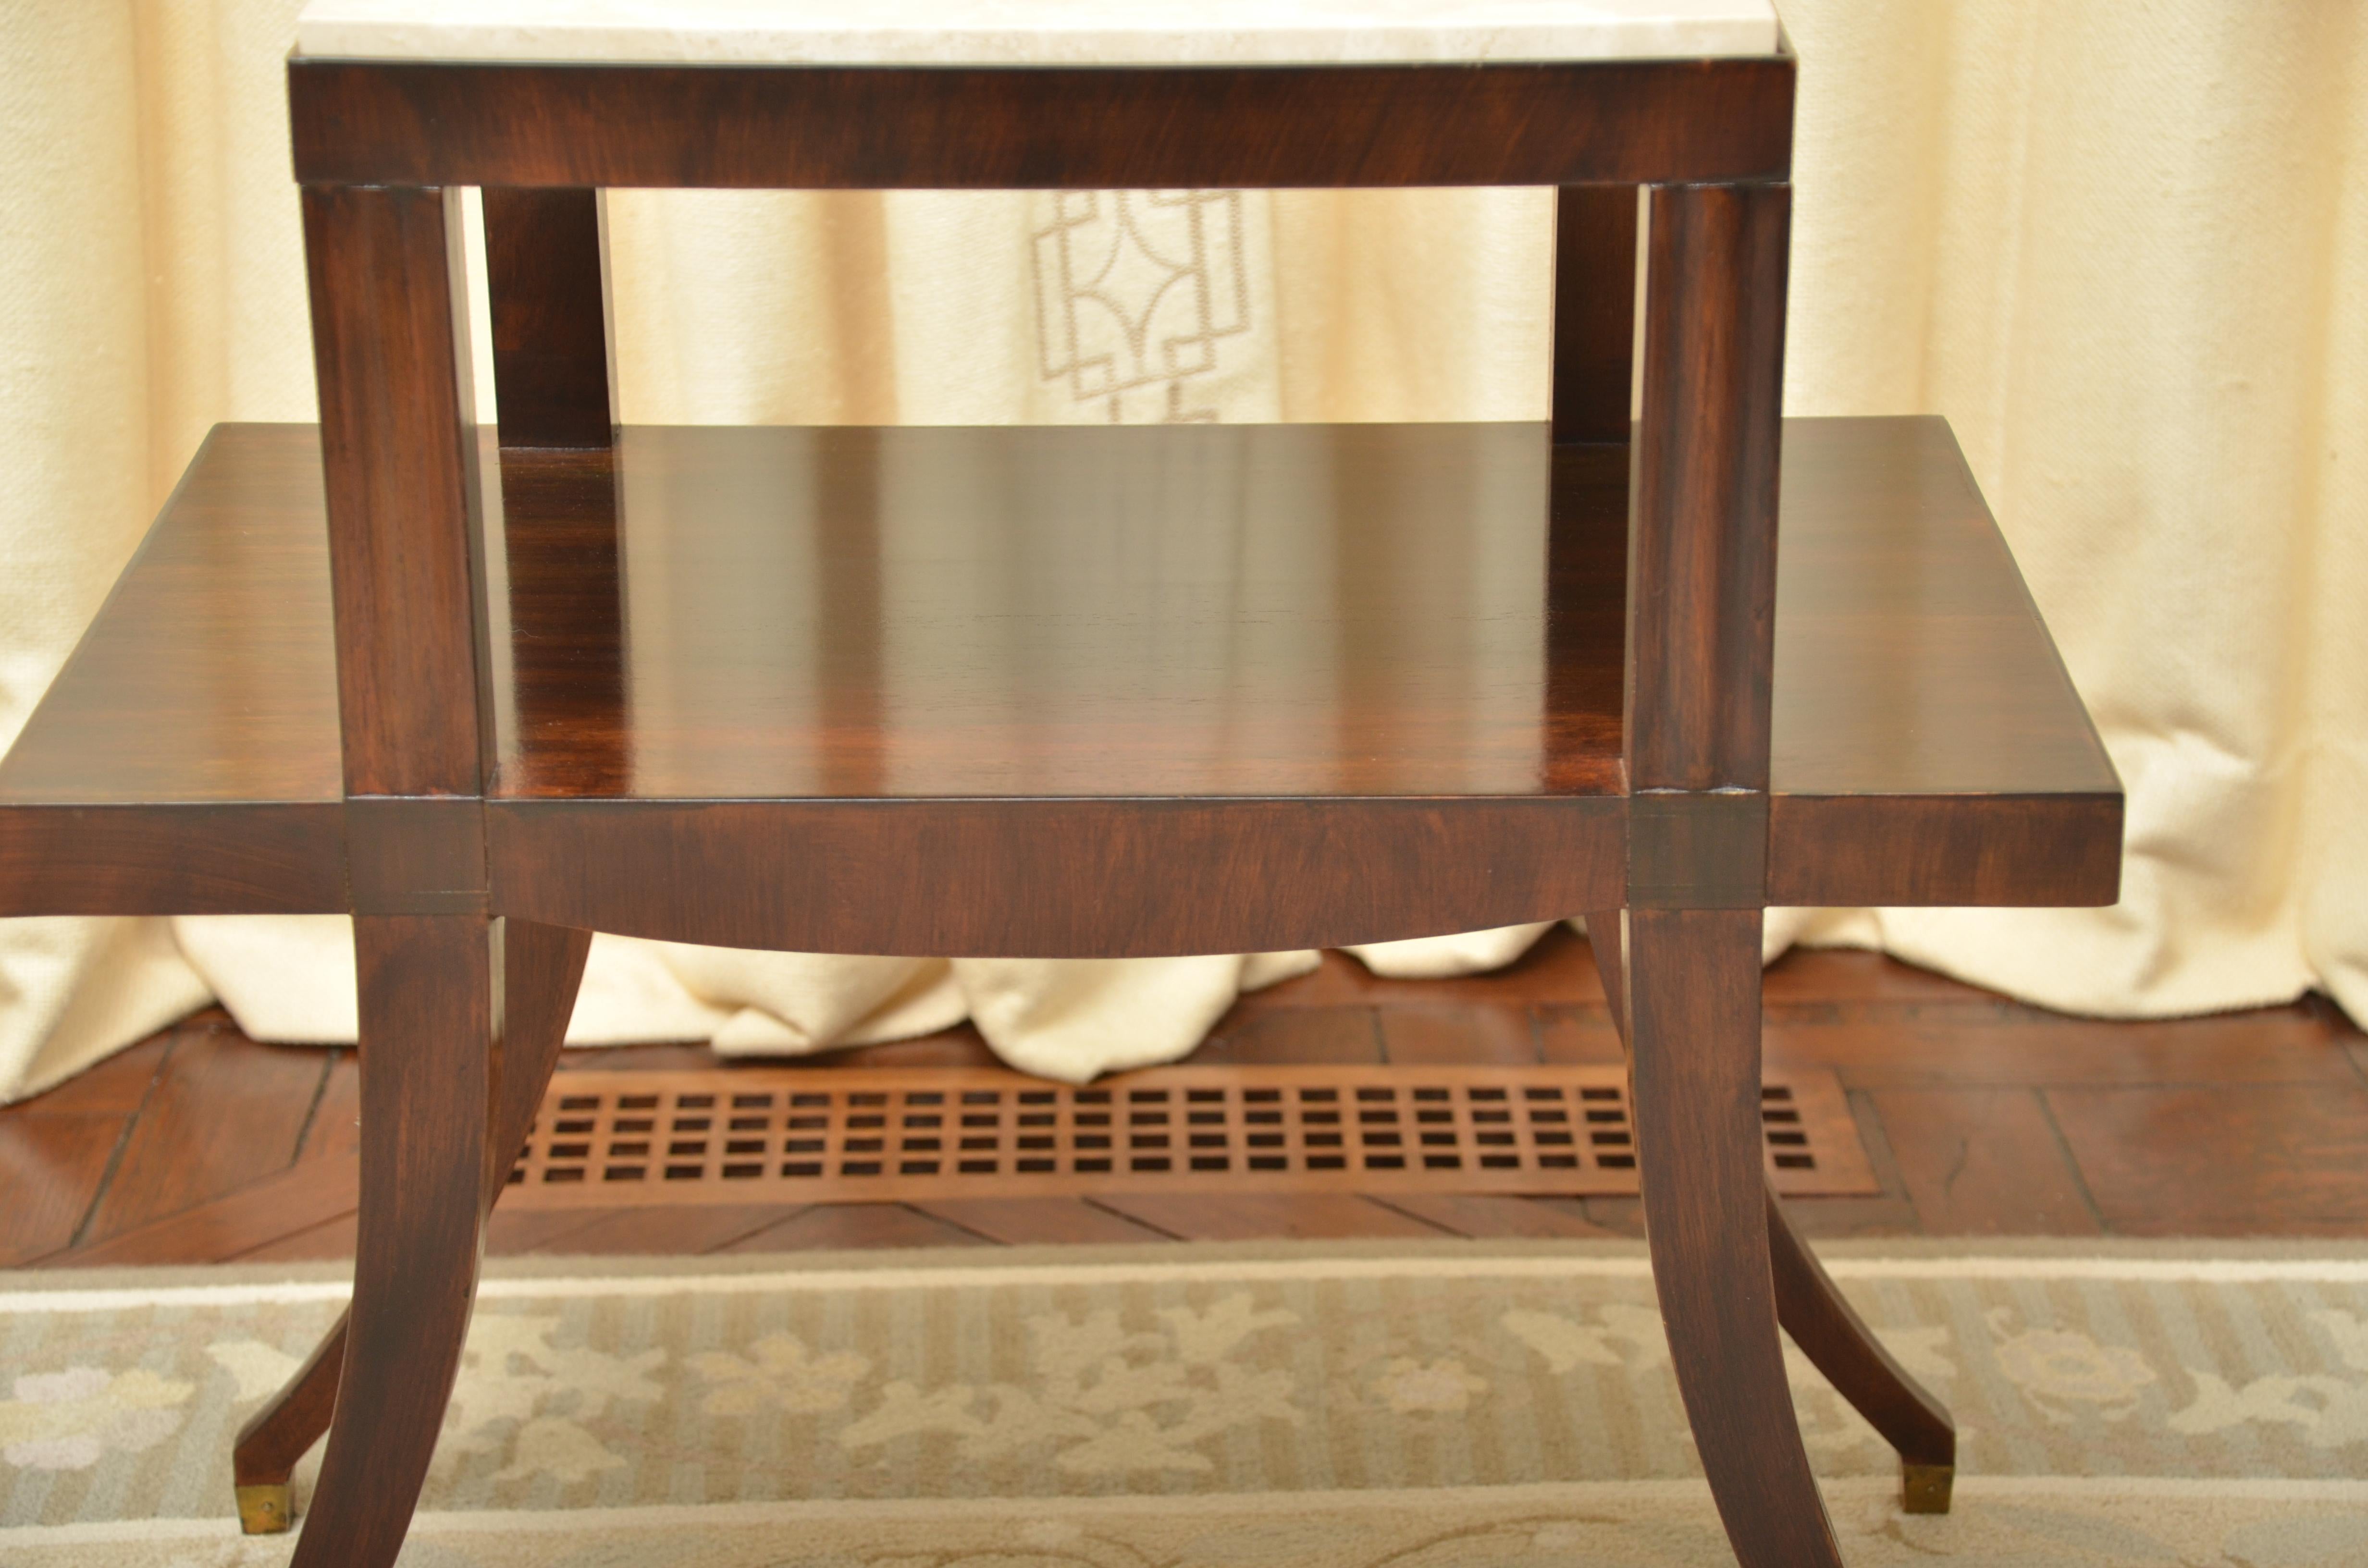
[294, 0, 1783, 66]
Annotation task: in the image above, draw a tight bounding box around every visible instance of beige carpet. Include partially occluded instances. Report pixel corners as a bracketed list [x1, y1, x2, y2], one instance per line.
[5, 1240, 2368, 1565]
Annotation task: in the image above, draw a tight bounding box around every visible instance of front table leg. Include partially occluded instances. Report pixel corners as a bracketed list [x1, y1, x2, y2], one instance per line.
[1590, 909, 1955, 1515]
[234, 921, 591, 1531]
[1628, 907, 1846, 1568]
[286, 916, 496, 1568]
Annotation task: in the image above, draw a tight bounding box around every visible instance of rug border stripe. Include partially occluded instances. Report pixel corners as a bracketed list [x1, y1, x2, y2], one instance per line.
[11, 1475, 2368, 1546]
[9, 1253, 2368, 1315]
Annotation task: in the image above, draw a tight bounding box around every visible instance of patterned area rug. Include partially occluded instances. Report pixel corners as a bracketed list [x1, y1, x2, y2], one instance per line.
[5, 1240, 2368, 1566]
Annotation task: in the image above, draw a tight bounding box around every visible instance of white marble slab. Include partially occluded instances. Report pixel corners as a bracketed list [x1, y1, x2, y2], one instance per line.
[295, 0, 1782, 67]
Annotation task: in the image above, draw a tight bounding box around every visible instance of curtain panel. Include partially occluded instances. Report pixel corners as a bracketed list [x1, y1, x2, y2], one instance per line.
[0, 0, 2359, 1100]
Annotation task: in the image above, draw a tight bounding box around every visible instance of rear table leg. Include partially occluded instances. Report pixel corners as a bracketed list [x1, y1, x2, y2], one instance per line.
[230, 1324, 341, 1535]
[1766, 1183, 1956, 1511]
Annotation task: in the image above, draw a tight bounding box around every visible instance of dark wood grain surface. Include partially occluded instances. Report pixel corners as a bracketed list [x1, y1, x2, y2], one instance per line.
[489, 796, 1626, 956]
[300, 185, 486, 799]
[1627, 182, 1790, 795]
[1764, 1185, 1954, 1503]
[0, 1114, 129, 1265]
[0, 417, 2120, 919]
[1869, 1087, 2104, 1235]
[288, 59, 1793, 189]
[2047, 1083, 2368, 1235]
[53, 1139, 360, 1269]
[0, 805, 346, 917]
[91, 39, 2146, 1559]
[1767, 417, 2121, 906]
[1594, 905, 1952, 1520]
[0, 417, 2109, 809]
[1625, 907, 1842, 1564]
[0, 445, 346, 906]
[0, 428, 338, 806]
[495, 421, 1621, 800]
[76, 1031, 326, 1247]
[234, 918, 592, 1510]
[481, 188, 614, 450]
[1550, 184, 1639, 445]
[1771, 418, 2119, 796]
[289, 916, 493, 1568]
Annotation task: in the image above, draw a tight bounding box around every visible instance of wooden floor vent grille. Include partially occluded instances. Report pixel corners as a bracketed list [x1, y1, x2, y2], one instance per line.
[506, 1065, 1876, 1205]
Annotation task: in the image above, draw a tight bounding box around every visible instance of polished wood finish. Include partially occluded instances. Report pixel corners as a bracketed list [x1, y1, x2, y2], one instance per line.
[230, 1318, 341, 1534]
[493, 799, 1622, 956]
[1379, 1003, 1540, 1064]
[2047, 1083, 2368, 1235]
[1627, 181, 1789, 796]
[1200, 1004, 1387, 1065]
[1584, 911, 1629, 1029]
[1872, 1087, 2104, 1235]
[1620, 174, 1837, 1557]
[0, 1113, 129, 1265]
[54, 1123, 361, 1268]
[479, 417, 1632, 950]
[0, 429, 337, 809]
[1767, 417, 2122, 907]
[345, 796, 487, 915]
[0, 419, 345, 916]
[0, 419, 2119, 929]
[234, 920, 590, 1533]
[1764, 995, 2364, 1088]
[489, 922, 594, 1186]
[0, 805, 344, 916]
[1593, 910, 1957, 1511]
[289, 917, 493, 1568]
[288, 59, 1795, 189]
[1626, 789, 1770, 907]
[1628, 907, 1842, 1566]
[10, 1030, 173, 1116]
[1551, 184, 1638, 444]
[1771, 793, 2121, 907]
[301, 185, 485, 800]
[493, 422, 1620, 800]
[482, 187, 614, 449]
[77, 1030, 324, 1247]
[1764, 1186, 1955, 1511]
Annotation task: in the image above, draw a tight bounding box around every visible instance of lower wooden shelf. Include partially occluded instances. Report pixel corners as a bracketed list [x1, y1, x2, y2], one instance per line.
[0, 416, 2119, 946]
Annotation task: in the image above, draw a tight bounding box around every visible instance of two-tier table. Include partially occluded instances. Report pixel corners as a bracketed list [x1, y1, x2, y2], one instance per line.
[0, 2, 2122, 1565]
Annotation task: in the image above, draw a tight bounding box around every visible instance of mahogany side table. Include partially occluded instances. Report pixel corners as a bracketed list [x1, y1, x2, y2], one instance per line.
[0, 3, 2123, 1565]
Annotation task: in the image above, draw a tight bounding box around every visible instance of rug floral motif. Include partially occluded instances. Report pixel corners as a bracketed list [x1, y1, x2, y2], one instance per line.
[3, 1241, 2367, 1565]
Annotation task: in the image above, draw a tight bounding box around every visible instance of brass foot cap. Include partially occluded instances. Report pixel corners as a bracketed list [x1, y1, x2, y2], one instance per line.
[235, 1482, 293, 1534]
[1901, 1460, 1954, 1515]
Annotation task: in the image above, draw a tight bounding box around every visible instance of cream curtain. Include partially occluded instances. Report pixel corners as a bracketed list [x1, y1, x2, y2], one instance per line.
[1, 0, 2360, 1102]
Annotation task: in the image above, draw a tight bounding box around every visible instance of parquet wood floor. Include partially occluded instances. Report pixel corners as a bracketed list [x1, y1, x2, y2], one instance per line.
[5, 929, 2362, 1266]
